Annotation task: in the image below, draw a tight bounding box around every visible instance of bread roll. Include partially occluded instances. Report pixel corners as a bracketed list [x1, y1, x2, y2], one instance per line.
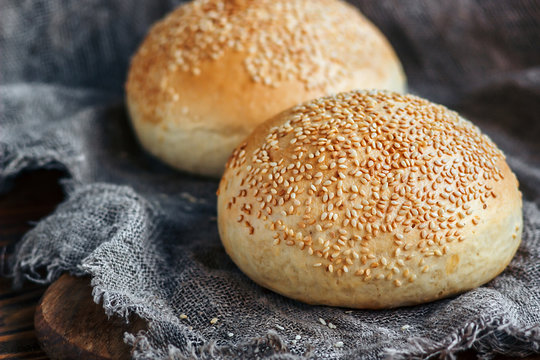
[217, 90, 522, 308]
[126, 0, 406, 177]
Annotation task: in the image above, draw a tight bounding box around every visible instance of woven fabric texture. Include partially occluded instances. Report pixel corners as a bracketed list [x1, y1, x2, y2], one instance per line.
[1, 1, 540, 359]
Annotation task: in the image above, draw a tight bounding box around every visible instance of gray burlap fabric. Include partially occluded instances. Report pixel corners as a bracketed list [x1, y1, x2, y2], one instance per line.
[1, 1, 540, 359]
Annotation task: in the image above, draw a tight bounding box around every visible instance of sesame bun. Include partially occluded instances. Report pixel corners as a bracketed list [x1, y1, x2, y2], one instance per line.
[217, 90, 522, 309]
[126, 0, 406, 177]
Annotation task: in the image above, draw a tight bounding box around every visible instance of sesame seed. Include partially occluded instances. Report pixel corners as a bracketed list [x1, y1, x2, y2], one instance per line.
[222, 90, 506, 283]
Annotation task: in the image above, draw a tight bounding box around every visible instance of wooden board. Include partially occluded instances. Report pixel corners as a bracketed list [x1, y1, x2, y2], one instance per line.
[34, 274, 146, 360]
[0, 277, 48, 360]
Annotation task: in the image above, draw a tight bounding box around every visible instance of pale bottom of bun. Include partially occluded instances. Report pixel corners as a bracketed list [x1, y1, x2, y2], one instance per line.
[129, 103, 248, 178]
[218, 192, 522, 309]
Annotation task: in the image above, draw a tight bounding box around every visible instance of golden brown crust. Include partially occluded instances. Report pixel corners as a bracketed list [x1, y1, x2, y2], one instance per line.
[125, 0, 406, 177]
[217, 90, 522, 308]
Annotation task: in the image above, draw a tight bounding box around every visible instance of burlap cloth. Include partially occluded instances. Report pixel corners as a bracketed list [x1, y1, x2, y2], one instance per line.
[1, 1, 540, 359]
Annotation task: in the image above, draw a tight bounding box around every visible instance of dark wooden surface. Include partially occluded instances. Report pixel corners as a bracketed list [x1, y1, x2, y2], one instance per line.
[0, 170, 539, 359]
[35, 274, 146, 360]
[0, 170, 65, 360]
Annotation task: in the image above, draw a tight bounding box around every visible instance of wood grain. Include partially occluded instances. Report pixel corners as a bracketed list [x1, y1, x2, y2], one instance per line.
[35, 274, 146, 360]
[0, 277, 48, 360]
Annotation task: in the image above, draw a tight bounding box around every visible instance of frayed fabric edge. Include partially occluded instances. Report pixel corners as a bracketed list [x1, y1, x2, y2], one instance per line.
[0, 141, 75, 194]
[124, 328, 302, 360]
[84, 262, 165, 321]
[384, 318, 540, 360]
[3, 179, 92, 287]
[11, 254, 86, 288]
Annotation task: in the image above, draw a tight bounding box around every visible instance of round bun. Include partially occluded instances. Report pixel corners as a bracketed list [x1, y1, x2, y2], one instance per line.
[217, 90, 522, 309]
[126, 0, 406, 177]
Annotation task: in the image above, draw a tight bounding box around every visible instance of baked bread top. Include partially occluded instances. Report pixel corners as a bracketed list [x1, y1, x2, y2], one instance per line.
[126, 0, 406, 176]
